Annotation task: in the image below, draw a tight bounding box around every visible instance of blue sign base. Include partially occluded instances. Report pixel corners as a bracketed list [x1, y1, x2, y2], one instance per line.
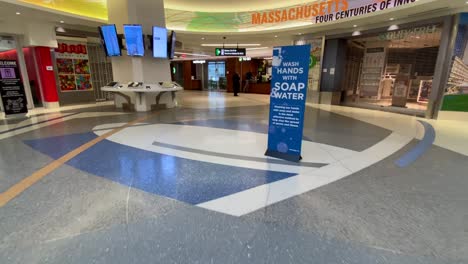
[265, 150, 302, 163]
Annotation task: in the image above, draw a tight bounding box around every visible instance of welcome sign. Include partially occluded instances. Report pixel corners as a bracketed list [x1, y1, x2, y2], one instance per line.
[0, 60, 28, 116]
[265, 45, 310, 162]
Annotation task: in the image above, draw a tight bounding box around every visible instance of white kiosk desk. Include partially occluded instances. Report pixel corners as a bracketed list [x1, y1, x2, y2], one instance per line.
[101, 82, 183, 112]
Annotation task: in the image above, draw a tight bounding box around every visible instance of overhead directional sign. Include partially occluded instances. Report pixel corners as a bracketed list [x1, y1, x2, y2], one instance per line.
[215, 48, 246, 56]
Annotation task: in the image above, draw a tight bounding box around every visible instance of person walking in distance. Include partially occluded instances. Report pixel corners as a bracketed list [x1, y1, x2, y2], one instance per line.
[233, 72, 240, 96]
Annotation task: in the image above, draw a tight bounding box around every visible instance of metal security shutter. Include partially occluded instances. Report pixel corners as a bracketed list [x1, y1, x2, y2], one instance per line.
[87, 43, 114, 101]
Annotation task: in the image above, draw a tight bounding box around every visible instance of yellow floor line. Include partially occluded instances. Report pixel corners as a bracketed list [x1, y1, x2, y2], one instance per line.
[0, 112, 255, 207]
[0, 115, 152, 207]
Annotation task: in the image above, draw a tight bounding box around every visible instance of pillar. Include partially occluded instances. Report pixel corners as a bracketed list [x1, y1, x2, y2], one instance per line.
[107, 0, 172, 111]
[226, 58, 240, 93]
[107, 0, 171, 83]
[319, 39, 347, 105]
[23, 22, 59, 109]
[427, 15, 458, 119]
[14, 36, 35, 110]
[34, 47, 60, 108]
[183, 61, 192, 89]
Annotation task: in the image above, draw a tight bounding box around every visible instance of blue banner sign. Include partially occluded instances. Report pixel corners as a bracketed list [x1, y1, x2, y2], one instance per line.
[265, 44, 310, 162]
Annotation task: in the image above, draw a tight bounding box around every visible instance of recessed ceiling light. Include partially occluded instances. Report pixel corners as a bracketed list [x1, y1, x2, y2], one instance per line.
[274, 35, 278, 38]
[353, 25, 357, 28]
[16, 12, 21, 15]
[298, 33, 302, 35]
[60, 20, 64, 23]
[201, 37, 205, 40]
[389, 18, 395, 21]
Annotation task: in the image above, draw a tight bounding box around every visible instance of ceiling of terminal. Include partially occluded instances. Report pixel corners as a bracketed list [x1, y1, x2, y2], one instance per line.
[0, 0, 468, 59]
[3, 0, 466, 33]
[164, 0, 313, 12]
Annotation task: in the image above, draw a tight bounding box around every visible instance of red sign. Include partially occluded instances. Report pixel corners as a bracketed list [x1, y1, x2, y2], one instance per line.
[55, 43, 87, 55]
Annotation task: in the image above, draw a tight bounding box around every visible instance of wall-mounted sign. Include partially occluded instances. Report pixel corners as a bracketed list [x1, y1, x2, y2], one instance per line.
[193, 60, 206, 64]
[379, 25, 438, 40]
[0, 60, 28, 115]
[239, 57, 252, 62]
[55, 41, 93, 92]
[215, 48, 246, 56]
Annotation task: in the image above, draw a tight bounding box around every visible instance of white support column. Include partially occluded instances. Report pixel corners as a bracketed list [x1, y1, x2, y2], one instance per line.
[107, 0, 171, 84]
[107, 0, 173, 112]
[14, 35, 35, 110]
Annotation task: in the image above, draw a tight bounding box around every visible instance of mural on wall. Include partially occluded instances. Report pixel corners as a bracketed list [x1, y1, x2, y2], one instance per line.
[55, 41, 93, 92]
[168, 0, 417, 32]
[20, 0, 418, 32]
[442, 13, 468, 112]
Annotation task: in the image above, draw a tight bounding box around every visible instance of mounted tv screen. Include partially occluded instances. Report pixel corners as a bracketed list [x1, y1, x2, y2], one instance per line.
[98, 24, 121, 57]
[169, 30, 176, 59]
[123, 24, 145, 57]
[152, 26, 168, 58]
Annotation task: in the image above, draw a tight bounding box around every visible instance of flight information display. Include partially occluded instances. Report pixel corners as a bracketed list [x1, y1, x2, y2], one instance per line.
[123, 24, 145, 57]
[99, 25, 121, 57]
[152, 26, 168, 58]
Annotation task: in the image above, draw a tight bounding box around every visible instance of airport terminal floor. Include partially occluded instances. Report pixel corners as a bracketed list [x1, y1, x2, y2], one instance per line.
[0, 91, 468, 263]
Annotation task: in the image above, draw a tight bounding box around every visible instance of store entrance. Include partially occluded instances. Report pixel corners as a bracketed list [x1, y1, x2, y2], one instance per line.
[342, 25, 442, 115]
[207, 61, 226, 91]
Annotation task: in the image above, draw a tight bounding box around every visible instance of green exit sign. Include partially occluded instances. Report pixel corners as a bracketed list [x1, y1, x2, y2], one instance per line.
[215, 48, 246, 56]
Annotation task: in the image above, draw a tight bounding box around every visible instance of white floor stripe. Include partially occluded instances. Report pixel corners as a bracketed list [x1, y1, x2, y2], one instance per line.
[92, 122, 416, 216]
[196, 132, 414, 216]
[0, 101, 115, 121]
[308, 103, 468, 157]
[0, 112, 128, 140]
[93, 124, 358, 174]
[0, 113, 64, 133]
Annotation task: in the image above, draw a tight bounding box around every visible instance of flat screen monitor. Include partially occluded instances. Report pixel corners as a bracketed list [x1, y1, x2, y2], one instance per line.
[169, 31, 176, 59]
[123, 24, 145, 57]
[98, 24, 121, 57]
[152, 26, 168, 58]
